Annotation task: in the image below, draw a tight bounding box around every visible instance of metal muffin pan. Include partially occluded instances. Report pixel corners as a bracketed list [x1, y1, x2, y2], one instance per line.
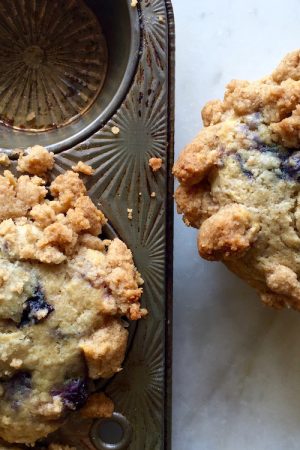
[0, 0, 140, 151]
[0, 0, 174, 449]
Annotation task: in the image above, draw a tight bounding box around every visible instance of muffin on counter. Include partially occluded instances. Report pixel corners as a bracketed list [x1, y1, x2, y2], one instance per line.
[174, 50, 300, 311]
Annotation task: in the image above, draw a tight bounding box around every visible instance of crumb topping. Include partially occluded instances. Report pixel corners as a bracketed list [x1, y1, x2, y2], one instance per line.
[0, 170, 106, 264]
[17, 146, 54, 176]
[0, 154, 10, 167]
[111, 126, 120, 135]
[174, 49, 300, 312]
[80, 392, 114, 418]
[72, 161, 94, 175]
[149, 157, 162, 172]
[127, 208, 133, 220]
[79, 320, 128, 379]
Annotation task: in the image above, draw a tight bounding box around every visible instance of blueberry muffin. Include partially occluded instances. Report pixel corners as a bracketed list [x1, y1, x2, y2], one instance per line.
[174, 50, 300, 311]
[0, 147, 145, 444]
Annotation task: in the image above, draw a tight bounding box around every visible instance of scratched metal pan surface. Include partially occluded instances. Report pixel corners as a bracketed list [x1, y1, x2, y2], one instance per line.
[0, 0, 174, 449]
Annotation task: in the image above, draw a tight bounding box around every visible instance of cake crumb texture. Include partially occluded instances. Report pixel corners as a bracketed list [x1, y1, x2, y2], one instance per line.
[111, 126, 120, 135]
[0, 148, 144, 444]
[174, 49, 300, 312]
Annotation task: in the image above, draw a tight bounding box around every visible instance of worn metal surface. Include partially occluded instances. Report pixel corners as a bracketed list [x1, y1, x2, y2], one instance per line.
[0, 0, 108, 132]
[0, 0, 140, 151]
[53, 1, 174, 448]
[1, 0, 174, 448]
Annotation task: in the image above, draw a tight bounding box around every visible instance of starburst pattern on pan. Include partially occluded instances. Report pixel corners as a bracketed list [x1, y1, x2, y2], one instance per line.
[106, 320, 164, 448]
[52, 0, 171, 448]
[60, 27, 167, 319]
[59, 66, 167, 201]
[51, 150, 165, 316]
[142, 0, 167, 70]
[0, 0, 107, 131]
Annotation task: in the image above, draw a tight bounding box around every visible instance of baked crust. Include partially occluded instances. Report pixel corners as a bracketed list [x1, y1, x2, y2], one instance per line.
[174, 50, 300, 311]
[80, 392, 114, 418]
[0, 147, 145, 444]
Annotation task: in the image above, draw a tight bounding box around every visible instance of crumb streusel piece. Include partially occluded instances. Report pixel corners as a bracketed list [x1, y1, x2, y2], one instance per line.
[0, 148, 144, 444]
[149, 157, 162, 172]
[17, 145, 54, 176]
[72, 161, 94, 175]
[0, 154, 10, 167]
[80, 392, 114, 418]
[174, 49, 300, 311]
[111, 126, 120, 135]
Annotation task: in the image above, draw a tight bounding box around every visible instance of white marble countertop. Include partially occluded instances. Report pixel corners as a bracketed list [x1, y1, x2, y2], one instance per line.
[172, 1, 300, 449]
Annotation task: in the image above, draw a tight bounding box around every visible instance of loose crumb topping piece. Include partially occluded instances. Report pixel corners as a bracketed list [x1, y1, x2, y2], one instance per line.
[149, 157, 163, 172]
[26, 112, 36, 122]
[80, 392, 114, 418]
[0, 154, 10, 167]
[127, 208, 133, 220]
[72, 161, 94, 176]
[111, 126, 120, 135]
[17, 145, 54, 176]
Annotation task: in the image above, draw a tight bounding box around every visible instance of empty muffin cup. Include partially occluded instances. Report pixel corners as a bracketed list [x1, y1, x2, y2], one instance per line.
[0, 0, 140, 151]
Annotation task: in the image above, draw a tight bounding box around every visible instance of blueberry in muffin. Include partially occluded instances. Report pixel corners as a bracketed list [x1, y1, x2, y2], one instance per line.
[0, 146, 145, 444]
[174, 50, 300, 311]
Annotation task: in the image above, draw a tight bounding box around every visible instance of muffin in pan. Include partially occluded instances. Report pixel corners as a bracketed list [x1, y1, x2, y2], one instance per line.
[0, 146, 145, 444]
[174, 50, 300, 311]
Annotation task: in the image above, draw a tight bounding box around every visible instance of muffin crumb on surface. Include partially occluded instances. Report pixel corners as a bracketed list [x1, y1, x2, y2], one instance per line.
[72, 161, 94, 175]
[0, 154, 10, 167]
[127, 208, 133, 220]
[26, 111, 36, 122]
[111, 126, 120, 135]
[149, 157, 163, 172]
